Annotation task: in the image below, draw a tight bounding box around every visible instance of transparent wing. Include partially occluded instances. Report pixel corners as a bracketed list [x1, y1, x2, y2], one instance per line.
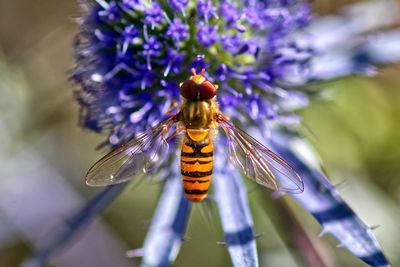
[217, 115, 304, 193]
[86, 117, 177, 186]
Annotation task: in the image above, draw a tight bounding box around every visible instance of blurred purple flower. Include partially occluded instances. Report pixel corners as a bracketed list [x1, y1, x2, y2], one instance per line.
[28, 0, 400, 266]
[144, 2, 163, 29]
[196, 23, 218, 48]
[197, 0, 218, 23]
[166, 18, 189, 43]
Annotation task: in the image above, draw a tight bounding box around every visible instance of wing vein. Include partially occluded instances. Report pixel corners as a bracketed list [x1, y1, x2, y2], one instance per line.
[217, 114, 303, 193]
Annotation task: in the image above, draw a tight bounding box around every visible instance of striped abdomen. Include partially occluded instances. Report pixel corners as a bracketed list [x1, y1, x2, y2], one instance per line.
[181, 129, 213, 202]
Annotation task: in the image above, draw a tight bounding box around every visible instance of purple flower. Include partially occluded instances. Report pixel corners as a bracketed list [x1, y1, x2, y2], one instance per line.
[144, 2, 163, 28]
[244, 6, 265, 30]
[98, 1, 120, 21]
[122, 0, 139, 9]
[122, 25, 139, 43]
[220, 34, 244, 53]
[166, 18, 189, 43]
[197, 23, 218, 47]
[220, 1, 240, 27]
[142, 36, 162, 70]
[162, 49, 184, 77]
[170, 0, 189, 14]
[142, 37, 162, 57]
[197, 0, 218, 23]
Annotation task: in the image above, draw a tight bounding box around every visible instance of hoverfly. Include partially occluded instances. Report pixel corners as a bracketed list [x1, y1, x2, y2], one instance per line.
[85, 68, 304, 202]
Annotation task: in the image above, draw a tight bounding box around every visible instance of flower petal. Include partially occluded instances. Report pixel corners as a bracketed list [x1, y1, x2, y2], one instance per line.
[269, 132, 390, 267]
[140, 174, 191, 267]
[214, 160, 259, 267]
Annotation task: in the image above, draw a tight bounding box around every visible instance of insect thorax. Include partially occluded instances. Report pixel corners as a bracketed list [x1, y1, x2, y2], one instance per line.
[181, 99, 215, 129]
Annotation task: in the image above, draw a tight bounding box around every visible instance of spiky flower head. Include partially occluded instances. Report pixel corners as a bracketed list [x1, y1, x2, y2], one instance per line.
[73, 0, 312, 147]
[67, 1, 395, 267]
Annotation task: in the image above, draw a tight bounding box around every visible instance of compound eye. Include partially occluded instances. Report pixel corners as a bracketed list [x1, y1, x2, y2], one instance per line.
[198, 81, 217, 99]
[179, 80, 197, 100]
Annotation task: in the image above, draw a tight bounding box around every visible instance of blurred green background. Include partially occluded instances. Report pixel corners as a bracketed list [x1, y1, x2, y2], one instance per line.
[0, 0, 400, 266]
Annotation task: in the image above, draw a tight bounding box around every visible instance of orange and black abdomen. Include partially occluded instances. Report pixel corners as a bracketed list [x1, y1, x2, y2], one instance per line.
[181, 129, 213, 202]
